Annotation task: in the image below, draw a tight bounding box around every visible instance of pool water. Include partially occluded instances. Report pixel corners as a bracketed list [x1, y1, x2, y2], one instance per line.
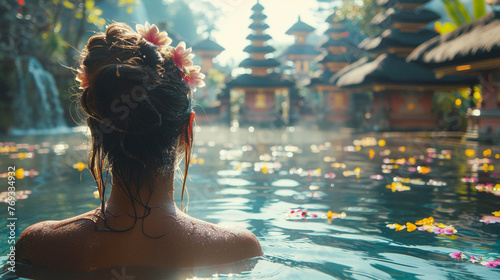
[1, 126, 500, 279]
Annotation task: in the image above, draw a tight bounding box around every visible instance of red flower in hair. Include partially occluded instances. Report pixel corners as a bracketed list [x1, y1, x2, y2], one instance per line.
[135, 22, 172, 47]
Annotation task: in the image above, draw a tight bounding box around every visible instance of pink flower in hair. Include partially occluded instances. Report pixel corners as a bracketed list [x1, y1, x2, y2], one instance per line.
[76, 68, 89, 89]
[136, 22, 172, 47]
[171, 41, 194, 69]
[181, 66, 205, 91]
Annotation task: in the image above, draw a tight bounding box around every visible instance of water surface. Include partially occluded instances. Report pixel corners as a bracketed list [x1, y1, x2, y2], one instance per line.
[1, 126, 499, 279]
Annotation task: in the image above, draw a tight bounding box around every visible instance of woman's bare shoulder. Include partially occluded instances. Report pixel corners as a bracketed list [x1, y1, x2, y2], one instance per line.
[177, 212, 263, 266]
[16, 211, 98, 270]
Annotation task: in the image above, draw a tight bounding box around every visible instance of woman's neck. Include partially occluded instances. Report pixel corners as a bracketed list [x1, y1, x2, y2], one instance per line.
[105, 170, 178, 216]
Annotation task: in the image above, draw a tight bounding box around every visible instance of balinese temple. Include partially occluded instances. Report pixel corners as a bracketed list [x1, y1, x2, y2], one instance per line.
[226, 1, 293, 125]
[332, 0, 474, 131]
[193, 36, 225, 72]
[308, 13, 358, 125]
[283, 16, 321, 80]
[192, 35, 225, 123]
[407, 6, 500, 138]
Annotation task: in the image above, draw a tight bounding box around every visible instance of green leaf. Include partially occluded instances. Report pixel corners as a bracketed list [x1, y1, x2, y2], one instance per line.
[473, 0, 486, 19]
[453, 0, 472, 23]
[442, 0, 464, 26]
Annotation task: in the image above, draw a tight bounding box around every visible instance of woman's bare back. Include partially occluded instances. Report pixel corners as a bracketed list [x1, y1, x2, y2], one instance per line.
[16, 209, 263, 272]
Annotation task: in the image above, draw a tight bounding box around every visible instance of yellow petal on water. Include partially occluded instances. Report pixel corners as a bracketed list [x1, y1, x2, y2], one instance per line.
[406, 222, 417, 232]
[465, 149, 475, 157]
[417, 166, 431, 174]
[399, 146, 406, 152]
[262, 166, 268, 174]
[408, 157, 416, 165]
[62, 0, 75, 9]
[378, 139, 386, 147]
[197, 158, 204, 165]
[369, 149, 375, 159]
[492, 211, 500, 217]
[415, 216, 434, 226]
[355, 145, 361, 151]
[15, 168, 25, 179]
[483, 149, 492, 157]
[73, 161, 86, 172]
[394, 223, 406, 231]
[93, 190, 100, 199]
[327, 210, 333, 219]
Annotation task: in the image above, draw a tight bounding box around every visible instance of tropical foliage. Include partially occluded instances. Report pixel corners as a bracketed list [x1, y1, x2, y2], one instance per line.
[435, 0, 488, 34]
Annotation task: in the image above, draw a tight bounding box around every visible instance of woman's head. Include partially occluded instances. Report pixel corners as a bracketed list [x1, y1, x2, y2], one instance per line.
[76, 22, 203, 222]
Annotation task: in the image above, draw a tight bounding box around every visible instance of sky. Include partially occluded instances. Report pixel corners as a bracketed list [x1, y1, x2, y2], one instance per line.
[199, 0, 333, 67]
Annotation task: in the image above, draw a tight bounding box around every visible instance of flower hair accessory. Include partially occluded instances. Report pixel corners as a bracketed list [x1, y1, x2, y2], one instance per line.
[135, 22, 172, 48]
[135, 22, 205, 92]
[76, 68, 89, 89]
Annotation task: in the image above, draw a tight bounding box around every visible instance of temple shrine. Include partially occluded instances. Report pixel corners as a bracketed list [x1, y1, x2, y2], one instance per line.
[332, 0, 473, 131]
[283, 16, 321, 80]
[192, 35, 225, 123]
[226, 0, 293, 125]
[308, 13, 358, 125]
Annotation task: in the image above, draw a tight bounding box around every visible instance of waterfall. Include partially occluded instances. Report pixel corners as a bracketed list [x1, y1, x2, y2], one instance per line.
[11, 56, 69, 135]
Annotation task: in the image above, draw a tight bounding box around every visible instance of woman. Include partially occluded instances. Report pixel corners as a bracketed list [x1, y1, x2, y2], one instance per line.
[15, 22, 262, 272]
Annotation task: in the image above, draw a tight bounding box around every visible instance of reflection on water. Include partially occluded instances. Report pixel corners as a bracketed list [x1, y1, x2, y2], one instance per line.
[1, 126, 500, 279]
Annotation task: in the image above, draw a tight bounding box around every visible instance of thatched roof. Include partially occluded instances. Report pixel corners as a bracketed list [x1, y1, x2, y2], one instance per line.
[321, 37, 357, 49]
[226, 74, 294, 88]
[249, 23, 270, 30]
[332, 53, 475, 88]
[286, 17, 315, 34]
[192, 38, 224, 52]
[360, 28, 438, 52]
[246, 34, 272, 41]
[243, 45, 276, 53]
[376, 0, 430, 7]
[319, 53, 357, 64]
[239, 58, 280, 68]
[283, 44, 322, 56]
[407, 11, 500, 67]
[251, 1, 264, 11]
[370, 8, 440, 27]
[250, 13, 267, 20]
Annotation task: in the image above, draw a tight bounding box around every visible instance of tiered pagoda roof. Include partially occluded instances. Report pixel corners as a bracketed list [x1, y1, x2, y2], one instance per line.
[333, 0, 475, 90]
[227, 1, 292, 88]
[309, 13, 358, 86]
[359, 1, 439, 56]
[283, 16, 321, 69]
[192, 38, 225, 53]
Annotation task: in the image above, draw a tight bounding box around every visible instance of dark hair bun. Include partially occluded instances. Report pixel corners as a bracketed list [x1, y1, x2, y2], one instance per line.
[78, 22, 192, 172]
